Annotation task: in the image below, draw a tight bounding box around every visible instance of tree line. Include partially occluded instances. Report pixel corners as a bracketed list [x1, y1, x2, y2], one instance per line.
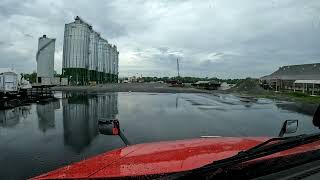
[22, 72, 243, 85]
[21, 71, 62, 83]
[140, 76, 243, 84]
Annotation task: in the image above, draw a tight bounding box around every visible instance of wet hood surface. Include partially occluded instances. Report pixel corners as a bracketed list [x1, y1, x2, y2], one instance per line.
[32, 137, 320, 179]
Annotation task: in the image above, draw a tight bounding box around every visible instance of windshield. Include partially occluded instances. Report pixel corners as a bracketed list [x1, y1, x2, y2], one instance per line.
[1, 0, 320, 179]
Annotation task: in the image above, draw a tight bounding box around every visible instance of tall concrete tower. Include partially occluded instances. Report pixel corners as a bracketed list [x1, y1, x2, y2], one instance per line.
[36, 35, 55, 83]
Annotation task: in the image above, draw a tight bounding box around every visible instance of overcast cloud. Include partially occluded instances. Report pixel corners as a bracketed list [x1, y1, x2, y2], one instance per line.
[0, 0, 319, 78]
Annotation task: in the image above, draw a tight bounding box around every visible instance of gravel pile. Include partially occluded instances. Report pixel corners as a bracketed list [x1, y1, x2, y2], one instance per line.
[230, 78, 266, 94]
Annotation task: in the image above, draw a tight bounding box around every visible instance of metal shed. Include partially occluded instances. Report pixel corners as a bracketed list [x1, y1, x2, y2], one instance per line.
[294, 80, 320, 95]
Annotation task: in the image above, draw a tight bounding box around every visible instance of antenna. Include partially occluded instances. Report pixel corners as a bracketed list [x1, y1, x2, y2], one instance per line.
[177, 58, 180, 77]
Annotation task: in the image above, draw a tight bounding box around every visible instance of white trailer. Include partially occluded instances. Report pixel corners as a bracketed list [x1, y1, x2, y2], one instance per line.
[0, 69, 18, 94]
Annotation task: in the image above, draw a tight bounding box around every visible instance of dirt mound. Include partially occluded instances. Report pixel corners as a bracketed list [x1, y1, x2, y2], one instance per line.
[230, 78, 266, 94]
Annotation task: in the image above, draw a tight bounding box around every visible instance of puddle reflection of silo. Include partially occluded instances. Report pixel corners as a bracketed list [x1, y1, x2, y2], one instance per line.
[97, 93, 118, 121]
[88, 95, 99, 140]
[0, 108, 20, 127]
[37, 101, 60, 132]
[112, 93, 118, 119]
[63, 93, 98, 152]
[19, 106, 32, 119]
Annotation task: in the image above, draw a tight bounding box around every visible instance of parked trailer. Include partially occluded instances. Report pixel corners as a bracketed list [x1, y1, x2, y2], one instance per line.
[0, 69, 18, 95]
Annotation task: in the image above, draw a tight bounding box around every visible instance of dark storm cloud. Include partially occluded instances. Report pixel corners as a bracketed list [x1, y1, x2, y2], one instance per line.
[0, 0, 319, 78]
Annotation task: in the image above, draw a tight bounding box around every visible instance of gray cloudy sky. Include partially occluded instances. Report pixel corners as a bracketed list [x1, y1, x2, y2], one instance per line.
[0, 0, 319, 78]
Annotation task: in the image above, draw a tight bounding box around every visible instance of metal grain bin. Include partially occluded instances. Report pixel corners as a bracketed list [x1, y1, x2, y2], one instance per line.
[114, 46, 118, 76]
[63, 17, 90, 69]
[97, 38, 105, 83]
[107, 44, 112, 76]
[62, 16, 120, 85]
[103, 40, 109, 82]
[97, 38, 105, 73]
[112, 45, 117, 75]
[62, 16, 91, 85]
[116, 50, 119, 75]
[104, 42, 110, 75]
[88, 31, 99, 81]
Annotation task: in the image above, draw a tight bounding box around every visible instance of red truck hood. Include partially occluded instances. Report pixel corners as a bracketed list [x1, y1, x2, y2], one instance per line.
[33, 137, 320, 179]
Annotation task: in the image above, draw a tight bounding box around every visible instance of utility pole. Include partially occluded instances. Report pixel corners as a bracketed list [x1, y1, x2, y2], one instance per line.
[177, 58, 180, 77]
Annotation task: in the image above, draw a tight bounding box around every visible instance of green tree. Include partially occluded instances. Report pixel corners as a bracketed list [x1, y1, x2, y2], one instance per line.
[24, 71, 37, 83]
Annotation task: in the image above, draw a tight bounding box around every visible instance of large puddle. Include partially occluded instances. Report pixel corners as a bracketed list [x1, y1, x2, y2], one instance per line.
[0, 92, 319, 179]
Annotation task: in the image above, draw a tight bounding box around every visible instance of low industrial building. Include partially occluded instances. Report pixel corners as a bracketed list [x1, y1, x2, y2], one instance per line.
[62, 16, 119, 85]
[261, 63, 320, 95]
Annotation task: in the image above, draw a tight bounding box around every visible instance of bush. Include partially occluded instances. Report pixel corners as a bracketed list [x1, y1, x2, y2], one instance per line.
[288, 92, 309, 97]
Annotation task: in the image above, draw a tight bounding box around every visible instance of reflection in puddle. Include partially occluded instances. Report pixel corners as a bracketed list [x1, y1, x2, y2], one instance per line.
[0, 92, 318, 179]
[63, 93, 118, 152]
[276, 102, 318, 116]
[37, 101, 60, 132]
[0, 106, 31, 127]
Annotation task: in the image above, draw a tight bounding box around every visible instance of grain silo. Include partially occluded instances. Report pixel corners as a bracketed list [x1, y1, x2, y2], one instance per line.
[109, 45, 113, 82]
[88, 31, 99, 82]
[36, 35, 55, 84]
[102, 40, 109, 83]
[107, 44, 112, 82]
[104, 43, 110, 82]
[97, 38, 105, 83]
[62, 16, 91, 85]
[111, 45, 117, 82]
[115, 50, 119, 82]
[62, 16, 120, 85]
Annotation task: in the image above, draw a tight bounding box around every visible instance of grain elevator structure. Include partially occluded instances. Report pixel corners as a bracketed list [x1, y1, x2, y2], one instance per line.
[62, 16, 119, 85]
[36, 35, 56, 84]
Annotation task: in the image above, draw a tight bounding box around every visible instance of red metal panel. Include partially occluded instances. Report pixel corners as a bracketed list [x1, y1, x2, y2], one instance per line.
[32, 137, 320, 179]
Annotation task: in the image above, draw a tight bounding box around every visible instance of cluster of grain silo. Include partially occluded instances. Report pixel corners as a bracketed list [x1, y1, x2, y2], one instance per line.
[62, 16, 119, 85]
